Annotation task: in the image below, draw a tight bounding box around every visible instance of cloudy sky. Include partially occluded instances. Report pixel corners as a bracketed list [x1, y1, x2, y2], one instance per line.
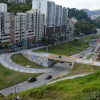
[53, 0, 100, 10]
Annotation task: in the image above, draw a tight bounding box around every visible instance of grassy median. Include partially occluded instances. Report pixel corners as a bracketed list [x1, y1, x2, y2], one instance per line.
[0, 64, 41, 90]
[33, 39, 89, 56]
[11, 53, 45, 69]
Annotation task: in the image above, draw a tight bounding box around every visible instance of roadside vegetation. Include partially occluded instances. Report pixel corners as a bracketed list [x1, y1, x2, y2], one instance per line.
[87, 54, 94, 59]
[67, 63, 100, 76]
[2, 68, 100, 100]
[11, 53, 45, 69]
[0, 64, 41, 90]
[34, 39, 89, 56]
[83, 34, 100, 42]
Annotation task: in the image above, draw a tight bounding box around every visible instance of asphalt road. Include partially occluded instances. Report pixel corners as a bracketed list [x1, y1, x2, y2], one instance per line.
[1, 62, 73, 96]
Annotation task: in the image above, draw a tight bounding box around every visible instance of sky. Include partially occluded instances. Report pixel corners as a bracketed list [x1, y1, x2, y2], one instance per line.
[53, 0, 100, 11]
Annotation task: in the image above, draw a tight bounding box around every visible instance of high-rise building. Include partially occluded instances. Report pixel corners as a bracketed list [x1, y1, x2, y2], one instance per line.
[0, 3, 7, 12]
[32, 0, 68, 39]
[55, 5, 62, 38]
[62, 7, 68, 39]
[8, 0, 25, 3]
[32, 0, 55, 38]
[0, 12, 11, 43]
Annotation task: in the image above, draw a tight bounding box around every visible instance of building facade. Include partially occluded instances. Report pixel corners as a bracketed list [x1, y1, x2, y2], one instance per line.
[8, 0, 25, 3]
[32, 0, 68, 39]
[0, 3, 7, 12]
[0, 11, 45, 47]
[0, 12, 11, 44]
[55, 5, 62, 38]
[32, 0, 55, 38]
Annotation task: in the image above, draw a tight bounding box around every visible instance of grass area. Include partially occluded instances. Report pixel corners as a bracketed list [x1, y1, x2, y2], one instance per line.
[0, 64, 41, 90]
[52, 63, 100, 81]
[3, 68, 100, 100]
[67, 63, 100, 76]
[11, 53, 45, 69]
[34, 39, 89, 56]
[87, 54, 94, 59]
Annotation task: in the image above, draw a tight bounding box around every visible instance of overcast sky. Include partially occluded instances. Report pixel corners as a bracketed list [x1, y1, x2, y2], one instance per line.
[53, 0, 100, 11]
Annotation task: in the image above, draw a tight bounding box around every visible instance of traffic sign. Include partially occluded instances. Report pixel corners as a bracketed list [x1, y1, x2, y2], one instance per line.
[93, 41, 95, 44]
[89, 41, 91, 44]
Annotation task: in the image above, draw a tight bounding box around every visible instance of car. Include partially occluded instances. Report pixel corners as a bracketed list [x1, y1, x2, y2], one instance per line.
[59, 55, 61, 58]
[28, 77, 37, 82]
[60, 61, 65, 63]
[69, 63, 72, 66]
[79, 56, 83, 58]
[45, 75, 52, 80]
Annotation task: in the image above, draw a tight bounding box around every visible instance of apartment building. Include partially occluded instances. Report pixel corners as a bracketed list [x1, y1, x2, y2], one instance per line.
[32, 0, 55, 38]
[62, 7, 68, 39]
[32, 0, 68, 39]
[8, 0, 25, 3]
[0, 12, 1, 40]
[14, 10, 44, 45]
[0, 3, 7, 12]
[55, 5, 62, 38]
[0, 12, 11, 44]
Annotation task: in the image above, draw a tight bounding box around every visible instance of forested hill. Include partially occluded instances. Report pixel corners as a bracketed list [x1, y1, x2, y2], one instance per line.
[83, 9, 100, 16]
[0, 0, 32, 13]
[68, 8, 91, 21]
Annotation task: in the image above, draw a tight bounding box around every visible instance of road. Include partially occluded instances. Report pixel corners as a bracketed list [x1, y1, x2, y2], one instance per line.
[1, 62, 73, 96]
[1, 42, 98, 96]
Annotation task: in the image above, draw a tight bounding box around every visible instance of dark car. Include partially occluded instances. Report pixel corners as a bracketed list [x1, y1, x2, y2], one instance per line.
[45, 75, 52, 80]
[28, 77, 37, 82]
[79, 56, 83, 58]
[69, 63, 72, 66]
[59, 55, 61, 58]
[60, 61, 65, 63]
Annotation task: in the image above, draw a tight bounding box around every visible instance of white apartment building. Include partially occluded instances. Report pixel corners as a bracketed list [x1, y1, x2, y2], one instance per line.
[32, 0, 55, 27]
[8, 0, 25, 3]
[0, 12, 11, 43]
[0, 3, 7, 12]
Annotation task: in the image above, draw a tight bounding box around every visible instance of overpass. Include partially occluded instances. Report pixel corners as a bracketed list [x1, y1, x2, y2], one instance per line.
[47, 53, 77, 63]
[22, 51, 100, 67]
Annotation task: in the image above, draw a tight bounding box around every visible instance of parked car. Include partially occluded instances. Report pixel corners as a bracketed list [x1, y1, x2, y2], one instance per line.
[45, 75, 52, 80]
[28, 77, 37, 82]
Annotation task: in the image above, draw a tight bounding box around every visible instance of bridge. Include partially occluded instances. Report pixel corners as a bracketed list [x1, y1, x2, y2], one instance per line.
[47, 53, 77, 63]
[22, 51, 100, 67]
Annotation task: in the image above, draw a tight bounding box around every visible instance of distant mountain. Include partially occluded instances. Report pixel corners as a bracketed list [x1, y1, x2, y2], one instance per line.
[83, 9, 100, 16]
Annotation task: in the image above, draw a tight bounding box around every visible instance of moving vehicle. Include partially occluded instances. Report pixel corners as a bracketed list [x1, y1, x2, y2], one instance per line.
[45, 75, 52, 80]
[8, 46, 16, 53]
[28, 77, 37, 82]
[60, 61, 65, 63]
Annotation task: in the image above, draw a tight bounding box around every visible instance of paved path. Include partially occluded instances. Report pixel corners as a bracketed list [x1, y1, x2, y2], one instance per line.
[0, 54, 46, 73]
